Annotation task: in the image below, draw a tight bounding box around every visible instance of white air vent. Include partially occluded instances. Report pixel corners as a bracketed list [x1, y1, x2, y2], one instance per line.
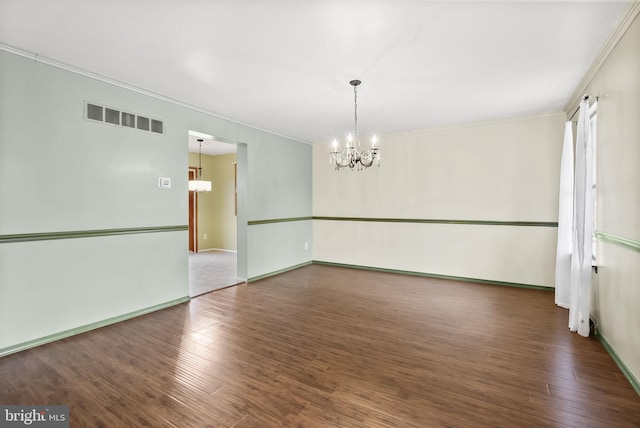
[151, 119, 163, 134]
[122, 112, 135, 128]
[137, 116, 150, 131]
[84, 101, 163, 135]
[87, 103, 103, 121]
[105, 108, 120, 125]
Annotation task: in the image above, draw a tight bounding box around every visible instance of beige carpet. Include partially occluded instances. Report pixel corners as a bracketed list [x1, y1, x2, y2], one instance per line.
[188, 250, 243, 297]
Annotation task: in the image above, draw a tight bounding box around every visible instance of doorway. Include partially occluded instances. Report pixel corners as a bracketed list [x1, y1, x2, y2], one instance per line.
[187, 131, 241, 297]
[188, 167, 198, 252]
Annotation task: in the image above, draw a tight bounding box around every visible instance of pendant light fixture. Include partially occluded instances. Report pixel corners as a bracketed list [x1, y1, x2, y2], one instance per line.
[329, 79, 380, 170]
[188, 138, 212, 192]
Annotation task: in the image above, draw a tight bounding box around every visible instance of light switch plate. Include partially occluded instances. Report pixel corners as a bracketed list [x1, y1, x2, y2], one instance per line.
[158, 177, 171, 188]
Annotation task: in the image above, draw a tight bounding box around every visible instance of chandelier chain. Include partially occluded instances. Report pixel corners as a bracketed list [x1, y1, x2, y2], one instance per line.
[353, 84, 358, 140]
[189, 138, 212, 192]
[198, 139, 203, 179]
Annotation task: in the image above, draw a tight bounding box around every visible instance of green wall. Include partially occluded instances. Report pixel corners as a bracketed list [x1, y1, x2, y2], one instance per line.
[0, 49, 312, 354]
[245, 135, 313, 278]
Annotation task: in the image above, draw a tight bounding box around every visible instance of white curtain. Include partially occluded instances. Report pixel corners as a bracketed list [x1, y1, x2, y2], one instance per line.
[568, 98, 596, 337]
[555, 121, 573, 309]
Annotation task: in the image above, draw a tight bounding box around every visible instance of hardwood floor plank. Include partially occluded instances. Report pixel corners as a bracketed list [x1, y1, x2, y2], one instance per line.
[1, 264, 639, 427]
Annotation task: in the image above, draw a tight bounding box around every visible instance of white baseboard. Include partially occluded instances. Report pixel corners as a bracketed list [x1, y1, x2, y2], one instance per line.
[198, 248, 237, 253]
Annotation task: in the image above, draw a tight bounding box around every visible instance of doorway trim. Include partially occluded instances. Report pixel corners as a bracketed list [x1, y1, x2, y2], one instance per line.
[188, 166, 199, 252]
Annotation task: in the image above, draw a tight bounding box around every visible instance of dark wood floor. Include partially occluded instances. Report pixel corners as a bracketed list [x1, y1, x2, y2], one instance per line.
[1, 265, 639, 427]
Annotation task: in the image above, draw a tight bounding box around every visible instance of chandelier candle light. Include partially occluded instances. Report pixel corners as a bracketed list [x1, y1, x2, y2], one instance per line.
[329, 80, 380, 170]
[188, 138, 212, 192]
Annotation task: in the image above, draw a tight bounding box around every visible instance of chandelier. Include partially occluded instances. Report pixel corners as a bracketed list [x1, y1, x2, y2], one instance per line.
[188, 138, 212, 192]
[329, 79, 380, 170]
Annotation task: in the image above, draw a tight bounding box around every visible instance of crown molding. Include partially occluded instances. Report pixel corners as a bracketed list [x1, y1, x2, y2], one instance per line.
[384, 111, 566, 140]
[563, 1, 640, 115]
[0, 43, 311, 146]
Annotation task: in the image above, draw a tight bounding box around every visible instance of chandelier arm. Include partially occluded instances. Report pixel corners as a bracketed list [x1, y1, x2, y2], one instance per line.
[333, 149, 352, 169]
[360, 150, 373, 168]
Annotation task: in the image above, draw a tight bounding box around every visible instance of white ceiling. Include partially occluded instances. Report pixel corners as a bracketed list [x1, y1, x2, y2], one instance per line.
[187, 131, 236, 156]
[0, 0, 631, 145]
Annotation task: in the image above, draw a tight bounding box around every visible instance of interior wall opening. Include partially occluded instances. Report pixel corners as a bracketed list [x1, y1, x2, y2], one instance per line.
[187, 130, 243, 297]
